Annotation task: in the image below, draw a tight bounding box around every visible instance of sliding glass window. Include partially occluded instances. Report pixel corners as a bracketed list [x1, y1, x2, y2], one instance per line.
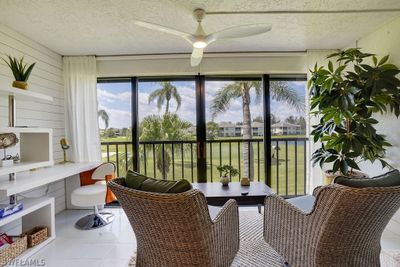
[205, 78, 263, 183]
[137, 79, 197, 182]
[97, 78, 132, 176]
[96, 75, 308, 197]
[269, 78, 307, 196]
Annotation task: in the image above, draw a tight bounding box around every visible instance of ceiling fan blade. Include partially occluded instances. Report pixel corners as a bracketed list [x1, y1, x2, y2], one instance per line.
[206, 24, 271, 44]
[191, 47, 204, 67]
[134, 20, 194, 43]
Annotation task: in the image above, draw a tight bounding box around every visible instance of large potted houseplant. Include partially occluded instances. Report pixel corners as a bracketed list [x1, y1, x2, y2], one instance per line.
[2, 56, 36, 90]
[309, 48, 400, 184]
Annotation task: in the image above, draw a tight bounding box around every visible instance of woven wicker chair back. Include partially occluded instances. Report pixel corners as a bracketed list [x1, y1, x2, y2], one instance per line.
[108, 178, 215, 267]
[313, 184, 400, 266]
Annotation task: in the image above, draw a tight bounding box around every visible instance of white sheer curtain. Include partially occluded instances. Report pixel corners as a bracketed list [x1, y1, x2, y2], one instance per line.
[63, 56, 101, 162]
[306, 50, 337, 190]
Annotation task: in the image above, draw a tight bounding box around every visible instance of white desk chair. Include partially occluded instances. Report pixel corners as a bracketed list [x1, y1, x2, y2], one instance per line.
[71, 162, 115, 230]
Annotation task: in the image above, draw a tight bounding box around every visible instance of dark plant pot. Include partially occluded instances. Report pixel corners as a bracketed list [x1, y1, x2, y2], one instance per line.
[12, 81, 28, 90]
[324, 170, 369, 185]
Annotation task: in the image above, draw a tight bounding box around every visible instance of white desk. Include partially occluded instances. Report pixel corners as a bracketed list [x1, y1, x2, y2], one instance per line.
[0, 162, 100, 198]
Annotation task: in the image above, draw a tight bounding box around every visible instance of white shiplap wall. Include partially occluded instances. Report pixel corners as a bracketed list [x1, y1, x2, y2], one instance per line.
[0, 23, 66, 214]
[351, 16, 400, 237]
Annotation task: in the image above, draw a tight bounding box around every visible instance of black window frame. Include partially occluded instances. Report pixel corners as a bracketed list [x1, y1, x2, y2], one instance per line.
[97, 74, 307, 186]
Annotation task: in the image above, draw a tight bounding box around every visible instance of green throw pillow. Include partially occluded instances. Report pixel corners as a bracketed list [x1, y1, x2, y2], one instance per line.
[125, 170, 148, 189]
[124, 170, 192, 193]
[334, 169, 400, 188]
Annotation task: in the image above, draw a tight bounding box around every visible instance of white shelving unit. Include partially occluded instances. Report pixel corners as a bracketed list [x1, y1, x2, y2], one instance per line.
[0, 197, 55, 260]
[0, 127, 54, 177]
[0, 87, 53, 102]
[0, 86, 55, 261]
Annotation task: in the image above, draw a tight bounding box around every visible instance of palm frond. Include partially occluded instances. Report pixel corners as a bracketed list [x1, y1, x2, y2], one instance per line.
[98, 109, 110, 129]
[252, 81, 262, 104]
[148, 82, 182, 113]
[271, 81, 305, 112]
[156, 94, 165, 111]
[172, 87, 182, 111]
[210, 83, 242, 118]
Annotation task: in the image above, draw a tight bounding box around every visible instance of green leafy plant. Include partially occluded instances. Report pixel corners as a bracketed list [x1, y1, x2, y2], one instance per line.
[2, 55, 36, 82]
[309, 48, 400, 175]
[217, 165, 239, 177]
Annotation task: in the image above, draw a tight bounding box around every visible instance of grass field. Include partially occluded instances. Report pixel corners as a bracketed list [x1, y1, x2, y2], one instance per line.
[101, 135, 308, 196]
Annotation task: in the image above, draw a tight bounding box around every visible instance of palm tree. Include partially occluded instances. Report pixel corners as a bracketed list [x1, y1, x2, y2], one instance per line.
[98, 109, 109, 129]
[211, 81, 304, 180]
[140, 113, 191, 179]
[148, 82, 182, 114]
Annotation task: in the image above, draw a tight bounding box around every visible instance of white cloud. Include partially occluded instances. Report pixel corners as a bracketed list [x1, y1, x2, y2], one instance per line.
[98, 88, 131, 103]
[99, 80, 305, 129]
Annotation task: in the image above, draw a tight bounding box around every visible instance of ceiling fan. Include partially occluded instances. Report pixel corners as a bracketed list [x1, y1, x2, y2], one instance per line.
[134, 8, 271, 67]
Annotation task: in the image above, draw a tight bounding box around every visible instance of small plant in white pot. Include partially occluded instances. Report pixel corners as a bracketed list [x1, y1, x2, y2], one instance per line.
[217, 165, 239, 186]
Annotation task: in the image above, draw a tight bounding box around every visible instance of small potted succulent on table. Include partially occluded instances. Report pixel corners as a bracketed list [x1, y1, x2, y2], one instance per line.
[217, 165, 239, 186]
[2, 55, 36, 90]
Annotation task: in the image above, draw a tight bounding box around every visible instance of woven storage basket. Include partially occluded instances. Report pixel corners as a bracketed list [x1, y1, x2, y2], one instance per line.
[0, 235, 28, 266]
[25, 227, 48, 248]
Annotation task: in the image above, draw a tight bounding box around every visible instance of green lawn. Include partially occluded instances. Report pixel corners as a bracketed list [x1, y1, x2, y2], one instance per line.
[101, 136, 307, 196]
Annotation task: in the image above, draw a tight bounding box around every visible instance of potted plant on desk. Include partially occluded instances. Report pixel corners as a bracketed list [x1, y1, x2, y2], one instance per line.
[217, 165, 239, 186]
[308, 48, 400, 184]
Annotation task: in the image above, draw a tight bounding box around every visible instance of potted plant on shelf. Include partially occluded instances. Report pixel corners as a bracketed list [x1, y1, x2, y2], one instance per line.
[309, 48, 400, 184]
[2, 56, 36, 90]
[217, 165, 239, 186]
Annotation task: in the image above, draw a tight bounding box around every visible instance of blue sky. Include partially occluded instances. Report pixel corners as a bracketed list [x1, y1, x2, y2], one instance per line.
[97, 80, 306, 129]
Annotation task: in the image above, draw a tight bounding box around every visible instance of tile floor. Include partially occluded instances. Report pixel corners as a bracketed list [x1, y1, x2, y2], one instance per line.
[17, 205, 400, 267]
[32, 208, 136, 267]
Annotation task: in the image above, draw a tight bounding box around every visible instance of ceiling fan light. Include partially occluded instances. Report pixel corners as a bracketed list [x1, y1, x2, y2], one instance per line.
[193, 40, 207, 49]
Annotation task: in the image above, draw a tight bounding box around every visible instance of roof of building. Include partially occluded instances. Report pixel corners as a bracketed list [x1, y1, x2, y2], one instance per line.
[252, 121, 264, 128]
[218, 122, 241, 128]
[271, 121, 300, 128]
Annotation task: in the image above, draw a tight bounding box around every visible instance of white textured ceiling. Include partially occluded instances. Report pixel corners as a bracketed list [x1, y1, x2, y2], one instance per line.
[0, 0, 399, 55]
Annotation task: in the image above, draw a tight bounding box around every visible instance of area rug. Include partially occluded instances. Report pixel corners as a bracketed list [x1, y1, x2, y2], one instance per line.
[128, 210, 286, 266]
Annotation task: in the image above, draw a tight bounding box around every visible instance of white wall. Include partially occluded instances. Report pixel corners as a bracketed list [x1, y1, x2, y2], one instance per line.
[0, 23, 66, 214]
[97, 52, 307, 77]
[347, 16, 400, 235]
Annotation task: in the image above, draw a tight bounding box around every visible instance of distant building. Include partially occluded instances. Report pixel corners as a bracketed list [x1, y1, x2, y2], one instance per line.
[251, 121, 264, 136]
[271, 122, 301, 135]
[187, 121, 300, 137]
[218, 122, 242, 137]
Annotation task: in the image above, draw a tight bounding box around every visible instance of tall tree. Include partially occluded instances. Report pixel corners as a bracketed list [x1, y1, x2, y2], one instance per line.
[285, 115, 297, 124]
[270, 113, 280, 124]
[211, 81, 304, 180]
[285, 116, 306, 134]
[140, 113, 191, 179]
[253, 115, 264, 123]
[206, 121, 219, 140]
[98, 109, 109, 129]
[148, 82, 182, 114]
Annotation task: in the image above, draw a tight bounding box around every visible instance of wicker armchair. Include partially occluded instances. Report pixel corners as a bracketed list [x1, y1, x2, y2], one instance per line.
[108, 178, 239, 267]
[264, 183, 400, 267]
